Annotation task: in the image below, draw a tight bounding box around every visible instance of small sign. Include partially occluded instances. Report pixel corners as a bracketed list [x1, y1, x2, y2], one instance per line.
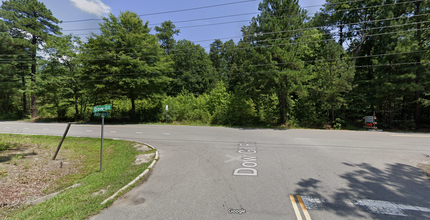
[166, 105, 168, 111]
[365, 116, 374, 123]
[93, 104, 112, 113]
[94, 112, 110, 117]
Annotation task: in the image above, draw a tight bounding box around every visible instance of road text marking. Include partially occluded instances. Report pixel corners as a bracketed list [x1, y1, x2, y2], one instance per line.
[354, 199, 430, 217]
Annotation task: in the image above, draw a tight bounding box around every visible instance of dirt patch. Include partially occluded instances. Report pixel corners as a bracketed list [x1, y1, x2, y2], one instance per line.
[417, 163, 430, 179]
[0, 144, 79, 211]
[134, 144, 151, 152]
[134, 153, 155, 165]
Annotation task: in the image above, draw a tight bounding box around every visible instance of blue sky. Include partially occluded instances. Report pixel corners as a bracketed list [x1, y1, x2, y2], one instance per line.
[2, 0, 327, 49]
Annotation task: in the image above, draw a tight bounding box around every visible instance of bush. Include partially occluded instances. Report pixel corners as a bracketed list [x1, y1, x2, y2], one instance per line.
[224, 92, 257, 126]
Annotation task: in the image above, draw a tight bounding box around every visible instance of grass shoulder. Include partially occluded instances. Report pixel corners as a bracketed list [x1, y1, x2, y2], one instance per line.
[0, 134, 155, 219]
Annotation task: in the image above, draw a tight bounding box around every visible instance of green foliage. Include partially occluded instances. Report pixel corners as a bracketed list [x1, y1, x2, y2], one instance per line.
[255, 93, 279, 125]
[0, 0, 429, 130]
[333, 118, 344, 130]
[206, 82, 230, 115]
[38, 35, 85, 119]
[0, 0, 62, 118]
[82, 11, 173, 119]
[163, 91, 211, 123]
[155, 20, 180, 55]
[168, 40, 217, 96]
[240, 0, 311, 124]
[224, 92, 257, 126]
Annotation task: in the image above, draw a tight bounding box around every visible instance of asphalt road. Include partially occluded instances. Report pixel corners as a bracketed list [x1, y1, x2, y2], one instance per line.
[1, 121, 430, 220]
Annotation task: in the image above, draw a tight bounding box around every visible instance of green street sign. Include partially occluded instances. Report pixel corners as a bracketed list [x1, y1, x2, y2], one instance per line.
[93, 104, 112, 113]
[94, 112, 111, 117]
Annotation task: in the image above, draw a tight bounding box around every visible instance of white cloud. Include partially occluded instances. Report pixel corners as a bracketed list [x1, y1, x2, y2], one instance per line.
[69, 0, 111, 17]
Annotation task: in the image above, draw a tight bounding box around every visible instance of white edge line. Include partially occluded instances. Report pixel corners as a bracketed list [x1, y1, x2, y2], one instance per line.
[101, 141, 158, 205]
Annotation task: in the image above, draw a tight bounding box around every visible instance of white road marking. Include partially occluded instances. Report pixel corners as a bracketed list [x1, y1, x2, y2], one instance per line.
[224, 155, 242, 163]
[110, 131, 117, 133]
[86, 130, 92, 132]
[136, 132, 143, 134]
[163, 133, 170, 135]
[24, 128, 29, 130]
[5, 127, 10, 129]
[300, 196, 325, 210]
[354, 199, 430, 216]
[43, 128, 49, 130]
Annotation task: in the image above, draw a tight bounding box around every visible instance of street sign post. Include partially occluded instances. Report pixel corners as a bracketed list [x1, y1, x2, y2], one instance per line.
[93, 104, 111, 113]
[93, 112, 110, 117]
[93, 104, 112, 172]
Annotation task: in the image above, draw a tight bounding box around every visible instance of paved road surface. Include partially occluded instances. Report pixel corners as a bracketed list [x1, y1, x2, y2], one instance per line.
[1, 122, 430, 219]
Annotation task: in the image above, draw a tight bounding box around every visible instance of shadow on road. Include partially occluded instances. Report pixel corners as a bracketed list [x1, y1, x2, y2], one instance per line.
[294, 162, 430, 219]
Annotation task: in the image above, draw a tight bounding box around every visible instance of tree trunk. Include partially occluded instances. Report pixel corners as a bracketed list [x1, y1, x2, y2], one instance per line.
[388, 61, 392, 127]
[6, 93, 9, 115]
[30, 35, 37, 118]
[331, 105, 334, 122]
[75, 93, 79, 119]
[280, 88, 286, 124]
[414, 1, 422, 129]
[131, 93, 136, 120]
[22, 76, 27, 116]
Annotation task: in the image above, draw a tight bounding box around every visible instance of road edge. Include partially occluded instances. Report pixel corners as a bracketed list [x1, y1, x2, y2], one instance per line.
[100, 141, 159, 205]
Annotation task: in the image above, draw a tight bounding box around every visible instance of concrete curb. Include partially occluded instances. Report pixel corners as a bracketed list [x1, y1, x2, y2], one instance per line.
[101, 141, 159, 205]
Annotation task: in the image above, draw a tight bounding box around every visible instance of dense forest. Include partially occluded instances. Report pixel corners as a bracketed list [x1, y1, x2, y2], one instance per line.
[0, 0, 429, 129]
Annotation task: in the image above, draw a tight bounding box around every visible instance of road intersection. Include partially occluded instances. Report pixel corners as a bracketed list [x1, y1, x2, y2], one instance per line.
[1, 122, 430, 219]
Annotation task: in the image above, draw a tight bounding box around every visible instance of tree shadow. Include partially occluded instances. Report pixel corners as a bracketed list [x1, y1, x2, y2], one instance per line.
[0, 152, 37, 163]
[294, 162, 430, 219]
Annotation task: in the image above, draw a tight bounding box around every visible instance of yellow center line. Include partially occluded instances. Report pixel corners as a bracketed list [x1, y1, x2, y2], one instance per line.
[297, 195, 312, 220]
[289, 195, 303, 220]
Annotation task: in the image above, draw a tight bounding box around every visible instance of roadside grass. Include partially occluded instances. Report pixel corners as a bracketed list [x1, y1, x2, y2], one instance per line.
[0, 134, 154, 220]
[427, 166, 430, 180]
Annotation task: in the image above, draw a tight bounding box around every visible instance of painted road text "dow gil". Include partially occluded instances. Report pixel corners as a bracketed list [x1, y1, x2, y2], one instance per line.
[233, 142, 258, 176]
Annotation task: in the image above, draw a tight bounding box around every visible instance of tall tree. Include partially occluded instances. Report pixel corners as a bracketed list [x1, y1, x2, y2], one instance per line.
[0, 0, 61, 118]
[155, 20, 180, 55]
[241, 0, 310, 124]
[82, 11, 172, 119]
[0, 19, 27, 117]
[169, 39, 216, 96]
[39, 35, 86, 119]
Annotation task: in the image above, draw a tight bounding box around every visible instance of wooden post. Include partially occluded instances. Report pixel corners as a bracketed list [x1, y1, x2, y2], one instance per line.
[52, 122, 72, 160]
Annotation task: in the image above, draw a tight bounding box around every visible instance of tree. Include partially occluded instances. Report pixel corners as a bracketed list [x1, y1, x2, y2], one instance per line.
[311, 41, 354, 122]
[241, 0, 310, 124]
[168, 39, 216, 96]
[155, 20, 180, 55]
[0, 19, 27, 117]
[0, 0, 61, 118]
[209, 39, 225, 72]
[39, 35, 86, 119]
[82, 11, 173, 119]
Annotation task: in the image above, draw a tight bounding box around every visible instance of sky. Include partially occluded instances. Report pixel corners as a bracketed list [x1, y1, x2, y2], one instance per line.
[1, 0, 327, 50]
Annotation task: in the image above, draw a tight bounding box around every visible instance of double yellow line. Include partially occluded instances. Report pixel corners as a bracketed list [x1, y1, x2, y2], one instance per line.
[289, 195, 312, 220]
